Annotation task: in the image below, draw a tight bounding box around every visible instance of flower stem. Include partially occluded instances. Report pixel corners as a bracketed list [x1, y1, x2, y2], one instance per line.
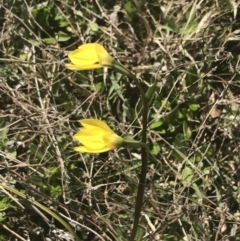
[112, 61, 148, 241]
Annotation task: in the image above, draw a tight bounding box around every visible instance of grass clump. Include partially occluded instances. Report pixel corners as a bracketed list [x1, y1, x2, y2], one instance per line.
[0, 0, 240, 240]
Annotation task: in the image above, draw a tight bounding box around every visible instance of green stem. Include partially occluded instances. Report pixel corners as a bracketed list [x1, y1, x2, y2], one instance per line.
[112, 61, 148, 241]
[0, 183, 81, 241]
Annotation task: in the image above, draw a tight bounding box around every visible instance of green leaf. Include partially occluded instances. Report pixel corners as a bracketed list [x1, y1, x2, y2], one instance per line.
[113, 5, 121, 12]
[55, 32, 71, 42]
[182, 166, 193, 186]
[183, 121, 191, 139]
[0, 124, 8, 147]
[88, 22, 99, 32]
[181, 19, 198, 36]
[135, 225, 145, 241]
[54, 12, 64, 21]
[151, 143, 160, 155]
[28, 39, 41, 46]
[192, 183, 202, 199]
[123, 101, 135, 121]
[189, 103, 199, 111]
[150, 120, 163, 129]
[145, 83, 157, 100]
[94, 81, 103, 91]
[213, 184, 222, 202]
[0, 198, 11, 211]
[6, 151, 16, 159]
[50, 185, 61, 198]
[124, 2, 137, 13]
[43, 37, 57, 44]
[177, 108, 188, 119]
[157, 129, 166, 134]
[30, 175, 46, 188]
[109, 74, 125, 101]
[58, 19, 69, 27]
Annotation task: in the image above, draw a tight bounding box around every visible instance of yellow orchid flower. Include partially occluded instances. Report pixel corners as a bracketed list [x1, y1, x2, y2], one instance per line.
[65, 43, 114, 70]
[74, 119, 123, 153]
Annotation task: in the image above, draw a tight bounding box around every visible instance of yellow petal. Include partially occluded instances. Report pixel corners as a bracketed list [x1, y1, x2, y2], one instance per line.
[80, 119, 114, 133]
[74, 129, 106, 148]
[79, 137, 106, 149]
[95, 44, 114, 65]
[69, 44, 99, 65]
[74, 146, 111, 153]
[103, 133, 123, 149]
[66, 43, 114, 70]
[74, 127, 106, 137]
[65, 63, 103, 70]
[73, 118, 123, 153]
[79, 43, 100, 53]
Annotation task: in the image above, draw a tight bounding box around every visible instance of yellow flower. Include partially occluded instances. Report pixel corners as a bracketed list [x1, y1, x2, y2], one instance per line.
[74, 119, 123, 153]
[66, 43, 114, 70]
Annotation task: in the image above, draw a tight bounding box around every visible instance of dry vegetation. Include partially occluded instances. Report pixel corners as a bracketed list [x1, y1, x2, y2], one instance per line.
[1, 0, 240, 240]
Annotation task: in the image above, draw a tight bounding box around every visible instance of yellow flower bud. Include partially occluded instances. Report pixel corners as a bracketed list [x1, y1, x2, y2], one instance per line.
[73, 119, 123, 153]
[66, 43, 114, 70]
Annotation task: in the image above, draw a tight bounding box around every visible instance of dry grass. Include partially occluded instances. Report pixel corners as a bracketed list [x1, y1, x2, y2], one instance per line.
[1, 0, 240, 240]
